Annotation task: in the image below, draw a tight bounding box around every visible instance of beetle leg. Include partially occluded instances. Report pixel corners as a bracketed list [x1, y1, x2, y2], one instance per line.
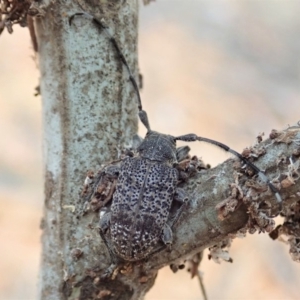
[99, 211, 118, 263]
[99, 210, 111, 233]
[161, 223, 173, 251]
[99, 211, 114, 258]
[104, 165, 120, 179]
[169, 187, 188, 227]
[98, 211, 122, 279]
[158, 189, 188, 255]
[174, 187, 188, 204]
[176, 145, 191, 162]
[151, 188, 188, 257]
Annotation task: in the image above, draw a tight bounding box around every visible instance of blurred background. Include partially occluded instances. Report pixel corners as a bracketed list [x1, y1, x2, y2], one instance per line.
[1, 0, 300, 299]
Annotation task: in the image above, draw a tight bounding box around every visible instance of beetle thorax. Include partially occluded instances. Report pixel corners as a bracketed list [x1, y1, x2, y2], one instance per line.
[137, 131, 177, 165]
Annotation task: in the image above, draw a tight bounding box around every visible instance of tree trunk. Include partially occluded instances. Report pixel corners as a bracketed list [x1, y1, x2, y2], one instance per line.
[36, 1, 300, 299]
[36, 1, 142, 299]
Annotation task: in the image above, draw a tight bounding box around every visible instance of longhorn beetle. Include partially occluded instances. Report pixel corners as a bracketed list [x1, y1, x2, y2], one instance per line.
[70, 12, 282, 266]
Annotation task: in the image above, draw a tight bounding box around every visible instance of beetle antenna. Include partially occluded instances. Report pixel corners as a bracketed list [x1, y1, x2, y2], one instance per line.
[69, 12, 151, 130]
[175, 133, 282, 213]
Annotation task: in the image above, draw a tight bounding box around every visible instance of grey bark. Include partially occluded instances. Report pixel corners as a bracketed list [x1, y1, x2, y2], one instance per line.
[36, 1, 300, 299]
[37, 0, 140, 299]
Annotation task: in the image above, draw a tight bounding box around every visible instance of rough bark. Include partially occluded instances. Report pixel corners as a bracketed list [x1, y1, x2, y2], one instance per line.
[36, 1, 140, 299]
[36, 1, 300, 300]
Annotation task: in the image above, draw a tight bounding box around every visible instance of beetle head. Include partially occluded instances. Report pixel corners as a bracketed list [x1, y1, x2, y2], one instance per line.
[138, 131, 177, 164]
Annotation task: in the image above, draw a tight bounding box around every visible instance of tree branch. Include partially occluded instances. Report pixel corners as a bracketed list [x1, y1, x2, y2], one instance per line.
[148, 127, 300, 270]
[84, 126, 300, 300]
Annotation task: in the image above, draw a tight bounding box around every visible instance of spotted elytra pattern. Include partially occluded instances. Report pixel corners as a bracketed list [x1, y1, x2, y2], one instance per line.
[110, 156, 178, 261]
